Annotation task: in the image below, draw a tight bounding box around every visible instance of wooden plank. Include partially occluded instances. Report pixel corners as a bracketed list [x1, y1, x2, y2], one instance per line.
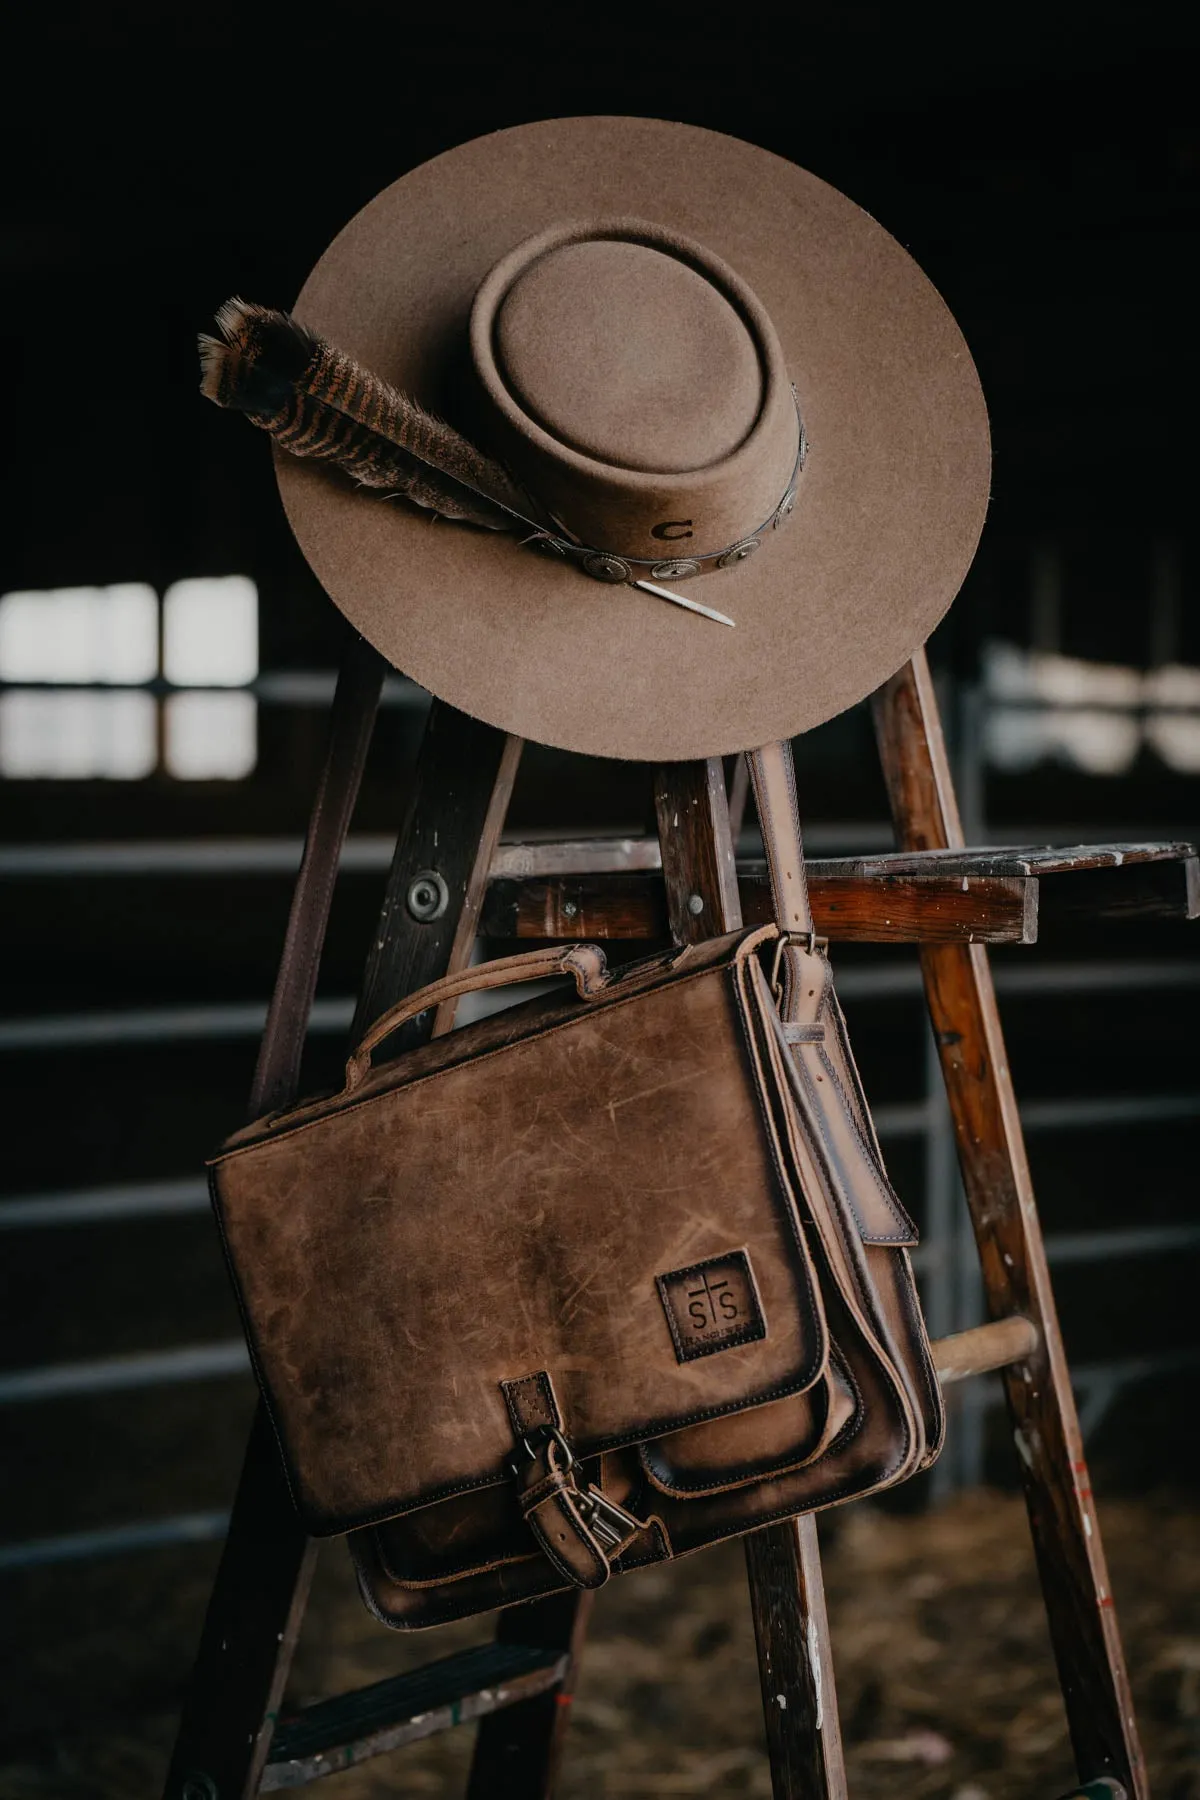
[744, 1520, 846, 1800]
[804, 840, 1196, 878]
[727, 752, 751, 842]
[654, 754, 846, 1800]
[491, 836, 663, 876]
[1035, 854, 1199, 930]
[654, 757, 743, 940]
[351, 700, 523, 1046]
[251, 632, 386, 1118]
[262, 1644, 569, 1790]
[163, 1410, 317, 1800]
[482, 872, 669, 940]
[806, 873, 1036, 942]
[488, 833, 1196, 932]
[932, 1316, 1040, 1385]
[802, 841, 1198, 931]
[871, 650, 1147, 1800]
[479, 871, 1037, 944]
[467, 1592, 593, 1800]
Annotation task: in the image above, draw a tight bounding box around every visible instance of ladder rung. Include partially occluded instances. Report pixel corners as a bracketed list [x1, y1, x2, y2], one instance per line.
[261, 1642, 569, 1790]
[480, 869, 1037, 945]
[932, 1316, 1040, 1385]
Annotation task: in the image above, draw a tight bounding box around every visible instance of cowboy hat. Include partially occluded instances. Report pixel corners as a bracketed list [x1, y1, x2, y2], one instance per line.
[274, 116, 990, 761]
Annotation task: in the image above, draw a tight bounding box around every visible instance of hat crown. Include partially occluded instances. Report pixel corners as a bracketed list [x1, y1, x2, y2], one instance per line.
[470, 219, 800, 559]
[492, 239, 762, 475]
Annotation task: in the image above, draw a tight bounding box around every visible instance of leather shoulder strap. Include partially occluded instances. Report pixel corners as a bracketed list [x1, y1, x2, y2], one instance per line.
[746, 742, 813, 937]
[746, 743, 813, 937]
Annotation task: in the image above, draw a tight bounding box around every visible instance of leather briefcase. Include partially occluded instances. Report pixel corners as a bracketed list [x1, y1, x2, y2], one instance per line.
[210, 832, 943, 1625]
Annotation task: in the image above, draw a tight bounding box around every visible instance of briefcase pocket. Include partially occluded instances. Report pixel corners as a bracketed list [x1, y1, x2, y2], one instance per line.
[638, 1351, 859, 1497]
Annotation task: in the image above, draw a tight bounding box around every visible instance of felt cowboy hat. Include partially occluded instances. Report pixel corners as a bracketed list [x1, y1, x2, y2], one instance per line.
[263, 117, 991, 761]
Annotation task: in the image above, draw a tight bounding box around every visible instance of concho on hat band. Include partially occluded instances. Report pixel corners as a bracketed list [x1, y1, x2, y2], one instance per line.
[522, 399, 806, 589]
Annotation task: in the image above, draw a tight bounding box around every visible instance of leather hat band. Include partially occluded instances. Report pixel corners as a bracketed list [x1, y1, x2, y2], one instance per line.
[482, 393, 806, 589]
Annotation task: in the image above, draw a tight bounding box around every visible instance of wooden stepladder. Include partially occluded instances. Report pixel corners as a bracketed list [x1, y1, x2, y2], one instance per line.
[164, 634, 1182, 1800]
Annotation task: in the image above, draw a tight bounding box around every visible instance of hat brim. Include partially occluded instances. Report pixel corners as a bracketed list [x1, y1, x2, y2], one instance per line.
[278, 116, 990, 761]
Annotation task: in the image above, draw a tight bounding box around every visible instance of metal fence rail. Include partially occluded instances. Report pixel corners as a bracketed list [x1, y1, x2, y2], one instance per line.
[3, 961, 1199, 1054]
[0, 1512, 233, 1573]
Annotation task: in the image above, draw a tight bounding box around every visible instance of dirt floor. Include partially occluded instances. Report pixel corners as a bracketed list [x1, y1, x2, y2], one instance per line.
[1, 1488, 1197, 1799]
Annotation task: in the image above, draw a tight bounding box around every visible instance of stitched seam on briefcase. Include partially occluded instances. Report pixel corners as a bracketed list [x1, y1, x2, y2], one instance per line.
[777, 951, 913, 1243]
[759, 951, 914, 1247]
[301, 1331, 845, 1537]
[212, 938, 775, 1161]
[361, 1522, 672, 1622]
[722, 964, 828, 1392]
[501, 1369, 560, 1435]
[638, 1342, 866, 1495]
[736, 965, 920, 1446]
[804, 1042, 914, 1244]
[205, 1164, 319, 1529]
[365, 1496, 670, 1593]
[891, 1246, 946, 1456]
[823, 984, 887, 1162]
[767, 941, 914, 1244]
[663, 1332, 922, 1533]
[641, 1388, 913, 1563]
[759, 995, 907, 1350]
[814, 992, 917, 1241]
[682, 1434, 912, 1548]
[762, 1056, 925, 1477]
[727, 956, 828, 1376]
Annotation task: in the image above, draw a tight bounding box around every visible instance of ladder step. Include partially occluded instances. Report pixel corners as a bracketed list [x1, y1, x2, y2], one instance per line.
[261, 1642, 570, 1790]
[932, 1315, 1040, 1385]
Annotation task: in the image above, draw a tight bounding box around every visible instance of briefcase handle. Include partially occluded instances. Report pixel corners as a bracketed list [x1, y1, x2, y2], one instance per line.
[343, 942, 610, 1092]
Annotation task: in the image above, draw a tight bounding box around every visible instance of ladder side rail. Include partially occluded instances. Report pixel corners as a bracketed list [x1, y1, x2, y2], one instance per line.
[164, 692, 520, 1800]
[164, 635, 385, 1800]
[871, 651, 1146, 1799]
[466, 1591, 594, 1800]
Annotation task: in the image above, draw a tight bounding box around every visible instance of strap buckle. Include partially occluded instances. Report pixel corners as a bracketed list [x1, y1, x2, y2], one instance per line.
[769, 930, 829, 1004]
[578, 1485, 645, 1554]
[510, 1422, 574, 1478]
[509, 1425, 646, 1559]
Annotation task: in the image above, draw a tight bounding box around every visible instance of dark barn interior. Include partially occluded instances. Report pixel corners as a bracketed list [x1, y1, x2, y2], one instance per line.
[1, 8, 1198, 1797]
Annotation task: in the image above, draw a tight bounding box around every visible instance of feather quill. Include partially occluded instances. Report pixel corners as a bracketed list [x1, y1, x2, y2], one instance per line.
[198, 299, 526, 532]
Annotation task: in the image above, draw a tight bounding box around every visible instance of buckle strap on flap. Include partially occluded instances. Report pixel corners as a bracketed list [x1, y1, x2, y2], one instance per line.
[501, 1372, 646, 1589]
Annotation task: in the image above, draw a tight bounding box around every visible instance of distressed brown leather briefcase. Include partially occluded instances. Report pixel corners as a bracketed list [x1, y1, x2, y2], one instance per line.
[210, 762, 943, 1626]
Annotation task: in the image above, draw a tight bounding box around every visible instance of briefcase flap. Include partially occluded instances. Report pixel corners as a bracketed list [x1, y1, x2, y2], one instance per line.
[210, 926, 831, 1537]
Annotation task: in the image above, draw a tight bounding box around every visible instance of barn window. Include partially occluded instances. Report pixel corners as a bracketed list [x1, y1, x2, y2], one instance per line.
[982, 641, 1200, 776]
[0, 577, 258, 780]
